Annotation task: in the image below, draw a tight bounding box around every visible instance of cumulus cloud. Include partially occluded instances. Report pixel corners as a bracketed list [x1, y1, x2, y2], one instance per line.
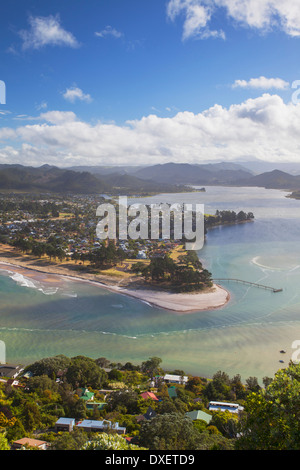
[167, 0, 300, 40]
[1, 94, 300, 166]
[95, 26, 123, 39]
[62, 87, 92, 103]
[167, 0, 225, 39]
[19, 14, 80, 50]
[232, 76, 290, 90]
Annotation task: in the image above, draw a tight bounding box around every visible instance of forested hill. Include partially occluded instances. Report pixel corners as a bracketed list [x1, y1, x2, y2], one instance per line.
[0, 164, 190, 195]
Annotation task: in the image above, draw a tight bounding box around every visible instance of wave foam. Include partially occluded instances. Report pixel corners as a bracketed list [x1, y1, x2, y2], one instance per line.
[9, 272, 59, 295]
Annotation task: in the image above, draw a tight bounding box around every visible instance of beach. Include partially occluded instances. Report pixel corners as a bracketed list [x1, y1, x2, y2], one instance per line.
[0, 247, 230, 314]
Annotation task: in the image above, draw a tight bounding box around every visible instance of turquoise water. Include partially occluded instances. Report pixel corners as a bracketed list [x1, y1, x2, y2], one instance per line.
[1, 186, 300, 382]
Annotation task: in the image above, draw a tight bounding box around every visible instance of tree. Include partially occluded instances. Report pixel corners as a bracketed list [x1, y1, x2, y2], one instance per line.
[65, 356, 107, 389]
[22, 402, 41, 432]
[81, 433, 147, 450]
[25, 355, 71, 378]
[108, 389, 139, 414]
[141, 357, 162, 377]
[0, 433, 9, 450]
[5, 419, 26, 442]
[203, 371, 231, 401]
[138, 413, 202, 450]
[245, 376, 261, 393]
[26, 375, 59, 394]
[210, 411, 239, 439]
[108, 369, 123, 382]
[236, 362, 300, 450]
[52, 429, 88, 450]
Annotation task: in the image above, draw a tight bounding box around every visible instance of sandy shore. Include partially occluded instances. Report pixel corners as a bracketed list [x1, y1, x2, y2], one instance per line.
[0, 250, 230, 313]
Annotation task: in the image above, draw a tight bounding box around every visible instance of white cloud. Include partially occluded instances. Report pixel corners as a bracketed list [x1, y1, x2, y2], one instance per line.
[2, 94, 300, 166]
[233, 77, 290, 90]
[95, 26, 123, 39]
[39, 110, 78, 124]
[167, 0, 300, 39]
[19, 15, 79, 50]
[62, 87, 92, 103]
[167, 0, 225, 39]
[36, 101, 48, 111]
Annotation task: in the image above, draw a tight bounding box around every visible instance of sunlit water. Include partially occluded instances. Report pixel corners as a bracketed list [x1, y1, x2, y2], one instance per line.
[1, 186, 300, 382]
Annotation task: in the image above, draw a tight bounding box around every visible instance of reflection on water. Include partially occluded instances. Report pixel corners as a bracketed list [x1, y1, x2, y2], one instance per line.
[1, 186, 300, 382]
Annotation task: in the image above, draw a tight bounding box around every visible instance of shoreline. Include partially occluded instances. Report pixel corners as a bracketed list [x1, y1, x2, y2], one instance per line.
[0, 252, 230, 314]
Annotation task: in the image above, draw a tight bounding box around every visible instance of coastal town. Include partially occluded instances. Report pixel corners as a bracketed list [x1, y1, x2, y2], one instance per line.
[0, 192, 254, 312]
[0, 352, 292, 451]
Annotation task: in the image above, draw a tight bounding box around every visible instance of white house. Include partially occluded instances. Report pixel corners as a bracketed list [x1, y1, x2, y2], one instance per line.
[163, 374, 188, 385]
[208, 401, 244, 414]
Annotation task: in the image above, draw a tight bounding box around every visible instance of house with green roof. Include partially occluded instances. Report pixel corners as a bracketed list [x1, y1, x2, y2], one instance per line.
[86, 402, 107, 411]
[78, 388, 94, 401]
[185, 410, 212, 424]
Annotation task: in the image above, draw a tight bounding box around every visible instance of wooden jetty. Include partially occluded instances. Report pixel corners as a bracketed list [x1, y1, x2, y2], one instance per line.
[213, 278, 283, 293]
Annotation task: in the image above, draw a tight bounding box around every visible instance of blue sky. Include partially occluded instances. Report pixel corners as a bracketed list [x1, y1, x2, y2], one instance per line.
[1, 0, 300, 167]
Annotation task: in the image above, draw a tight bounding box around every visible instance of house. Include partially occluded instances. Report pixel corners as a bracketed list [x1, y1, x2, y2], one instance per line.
[6, 379, 24, 389]
[186, 410, 212, 424]
[86, 402, 107, 411]
[76, 419, 126, 434]
[11, 438, 49, 450]
[143, 406, 157, 420]
[55, 418, 75, 432]
[0, 364, 23, 379]
[140, 391, 158, 401]
[136, 406, 157, 423]
[137, 250, 147, 259]
[163, 374, 188, 385]
[77, 388, 94, 401]
[208, 401, 244, 414]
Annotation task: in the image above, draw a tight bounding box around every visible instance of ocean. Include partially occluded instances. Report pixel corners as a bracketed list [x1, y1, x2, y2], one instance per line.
[1, 185, 300, 383]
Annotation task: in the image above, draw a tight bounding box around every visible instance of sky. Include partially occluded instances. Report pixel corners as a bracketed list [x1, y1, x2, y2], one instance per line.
[1, 0, 300, 167]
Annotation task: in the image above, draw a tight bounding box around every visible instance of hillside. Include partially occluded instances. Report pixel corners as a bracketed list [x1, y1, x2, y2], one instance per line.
[238, 169, 300, 189]
[0, 164, 190, 195]
[131, 162, 253, 185]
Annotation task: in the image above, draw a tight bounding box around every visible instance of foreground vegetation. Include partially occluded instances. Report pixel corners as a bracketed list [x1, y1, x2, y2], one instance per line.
[1, 354, 299, 450]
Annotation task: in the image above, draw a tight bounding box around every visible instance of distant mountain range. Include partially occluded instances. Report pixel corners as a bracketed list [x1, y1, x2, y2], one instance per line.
[1, 162, 300, 194]
[0, 163, 190, 195]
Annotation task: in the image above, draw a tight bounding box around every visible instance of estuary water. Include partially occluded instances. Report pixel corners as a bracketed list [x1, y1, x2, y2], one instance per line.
[1, 186, 300, 382]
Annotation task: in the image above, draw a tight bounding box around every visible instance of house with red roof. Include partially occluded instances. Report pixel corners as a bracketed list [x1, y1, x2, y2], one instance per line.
[140, 391, 158, 401]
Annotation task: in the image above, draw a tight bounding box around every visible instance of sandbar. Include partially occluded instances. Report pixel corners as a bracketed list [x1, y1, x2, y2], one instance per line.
[0, 249, 230, 313]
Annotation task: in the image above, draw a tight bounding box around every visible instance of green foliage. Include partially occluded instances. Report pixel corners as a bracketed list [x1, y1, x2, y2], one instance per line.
[0, 433, 10, 450]
[65, 355, 108, 389]
[81, 432, 147, 450]
[52, 429, 88, 450]
[108, 389, 139, 414]
[2, 353, 296, 450]
[141, 357, 162, 377]
[138, 413, 203, 450]
[26, 375, 59, 394]
[24, 355, 71, 379]
[237, 362, 300, 450]
[139, 254, 212, 292]
[210, 411, 239, 438]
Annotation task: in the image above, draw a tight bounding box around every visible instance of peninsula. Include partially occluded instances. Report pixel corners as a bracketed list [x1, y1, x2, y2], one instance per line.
[0, 192, 254, 313]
